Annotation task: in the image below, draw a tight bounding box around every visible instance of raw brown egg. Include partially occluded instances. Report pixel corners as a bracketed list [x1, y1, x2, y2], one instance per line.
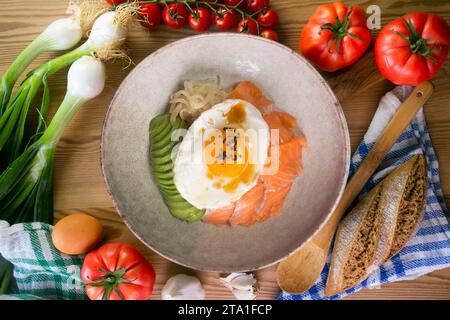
[52, 214, 103, 255]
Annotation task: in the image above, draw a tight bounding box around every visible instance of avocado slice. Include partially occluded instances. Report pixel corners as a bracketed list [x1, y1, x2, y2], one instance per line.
[151, 124, 172, 145]
[151, 161, 173, 172]
[168, 206, 205, 222]
[151, 151, 174, 166]
[149, 113, 204, 223]
[159, 183, 178, 193]
[153, 170, 174, 181]
[149, 114, 171, 137]
[152, 140, 178, 158]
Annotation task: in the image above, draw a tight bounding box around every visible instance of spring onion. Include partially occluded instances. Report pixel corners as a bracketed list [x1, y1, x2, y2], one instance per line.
[0, 18, 83, 115]
[0, 56, 106, 225]
[0, 10, 129, 164]
[0, 257, 13, 294]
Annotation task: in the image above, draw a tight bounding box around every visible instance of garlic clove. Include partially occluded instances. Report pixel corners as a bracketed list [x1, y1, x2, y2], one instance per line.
[161, 274, 205, 300]
[228, 274, 256, 291]
[220, 272, 258, 300]
[232, 288, 257, 300]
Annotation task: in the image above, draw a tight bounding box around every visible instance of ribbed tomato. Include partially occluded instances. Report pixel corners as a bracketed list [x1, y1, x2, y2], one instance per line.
[81, 243, 155, 300]
[299, 2, 372, 72]
[375, 12, 450, 85]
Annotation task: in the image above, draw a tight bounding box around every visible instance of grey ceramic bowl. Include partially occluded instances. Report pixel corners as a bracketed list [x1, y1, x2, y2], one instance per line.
[101, 33, 350, 272]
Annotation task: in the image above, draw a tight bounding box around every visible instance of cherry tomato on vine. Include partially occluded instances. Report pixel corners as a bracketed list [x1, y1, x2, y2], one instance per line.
[261, 29, 278, 41]
[258, 8, 278, 28]
[247, 0, 269, 13]
[163, 3, 188, 29]
[105, 0, 127, 5]
[225, 0, 246, 8]
[189, 7, 213, 32]
[214, 8, 238, 30]
[138, 4, 162, 29]
[237, 18, 258, 35]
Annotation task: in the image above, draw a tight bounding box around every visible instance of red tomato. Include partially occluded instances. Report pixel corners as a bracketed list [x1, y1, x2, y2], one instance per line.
[189, 7, 213, 32]
[375, 12, 450, 85]
[81, 243, 155, 300]
[139, 4, 161, 29]
[299, 2, 372, 72]
[105, 0, 127, 5]
[163, 3, 188, 29]
[214, 8, 238, 30]
[247, 0, 269, 13]
[238, 18, 258, 35]
[257, 8, 278, 28]
[261, 29, 278, 41]
[224, 0, 245, 7]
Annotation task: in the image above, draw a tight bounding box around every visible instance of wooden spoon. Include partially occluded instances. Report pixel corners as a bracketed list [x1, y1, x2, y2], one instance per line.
[277, 81, 434, 294]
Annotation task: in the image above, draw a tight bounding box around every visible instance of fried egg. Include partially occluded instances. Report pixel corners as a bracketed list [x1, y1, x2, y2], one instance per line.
[173, 99, 269, 209]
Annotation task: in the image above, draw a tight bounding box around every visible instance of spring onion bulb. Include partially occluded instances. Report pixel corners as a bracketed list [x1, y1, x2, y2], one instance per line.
[0, 17, 83, 115]
[83, 11, 127, 50]
[0, 10, 129, 164]
[0, 56, 105, 225]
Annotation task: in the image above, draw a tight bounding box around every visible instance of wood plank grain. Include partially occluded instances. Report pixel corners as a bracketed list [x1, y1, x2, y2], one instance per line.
[1, 0, 450, 300]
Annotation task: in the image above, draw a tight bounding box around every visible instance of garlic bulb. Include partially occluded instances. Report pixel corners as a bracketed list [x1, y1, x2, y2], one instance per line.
[220, 273, 258, 300]
[161, 274, 205, 300]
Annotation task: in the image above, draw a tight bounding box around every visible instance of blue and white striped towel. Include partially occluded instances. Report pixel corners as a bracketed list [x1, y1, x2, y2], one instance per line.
[279, 86, 450, 300]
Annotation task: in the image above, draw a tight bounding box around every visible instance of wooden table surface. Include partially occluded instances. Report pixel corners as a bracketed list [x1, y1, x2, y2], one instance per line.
[1, 0, 450, 300]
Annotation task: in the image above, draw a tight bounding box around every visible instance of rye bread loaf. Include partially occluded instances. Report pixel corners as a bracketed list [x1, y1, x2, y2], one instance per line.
[324, 155, 426, 296]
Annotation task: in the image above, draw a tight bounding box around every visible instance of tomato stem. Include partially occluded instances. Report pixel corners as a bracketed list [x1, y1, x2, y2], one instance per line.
[86, 267, 133, 300]
[319, 7, 364, 54]
[392, 17, 440, 64]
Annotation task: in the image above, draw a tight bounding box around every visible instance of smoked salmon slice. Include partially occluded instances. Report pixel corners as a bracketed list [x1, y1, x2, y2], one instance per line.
[256, 185, 292, 222]
[261, 137, 306, 192]
[203, 203, 236, 226]
[229, 81, 273, 111]
[278, 112, 297, 128]
[263, 112, 297, 144]
[229, 183, 264, 227]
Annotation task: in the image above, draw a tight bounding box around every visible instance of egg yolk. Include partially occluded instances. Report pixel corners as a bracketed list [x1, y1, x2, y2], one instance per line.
[202, 103, 257, 192]
[226, 102, 246, 124]
[204, 131, 256, 194]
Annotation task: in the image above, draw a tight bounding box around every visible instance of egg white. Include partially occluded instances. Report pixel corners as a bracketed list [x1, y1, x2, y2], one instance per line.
[173, 99, 269, 209]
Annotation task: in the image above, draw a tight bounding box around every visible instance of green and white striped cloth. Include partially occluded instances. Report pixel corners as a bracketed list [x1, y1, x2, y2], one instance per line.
[0, 220, 87, 300]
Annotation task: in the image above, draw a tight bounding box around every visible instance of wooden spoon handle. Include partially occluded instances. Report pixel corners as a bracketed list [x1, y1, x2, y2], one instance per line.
[315, 81, 434, 248]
